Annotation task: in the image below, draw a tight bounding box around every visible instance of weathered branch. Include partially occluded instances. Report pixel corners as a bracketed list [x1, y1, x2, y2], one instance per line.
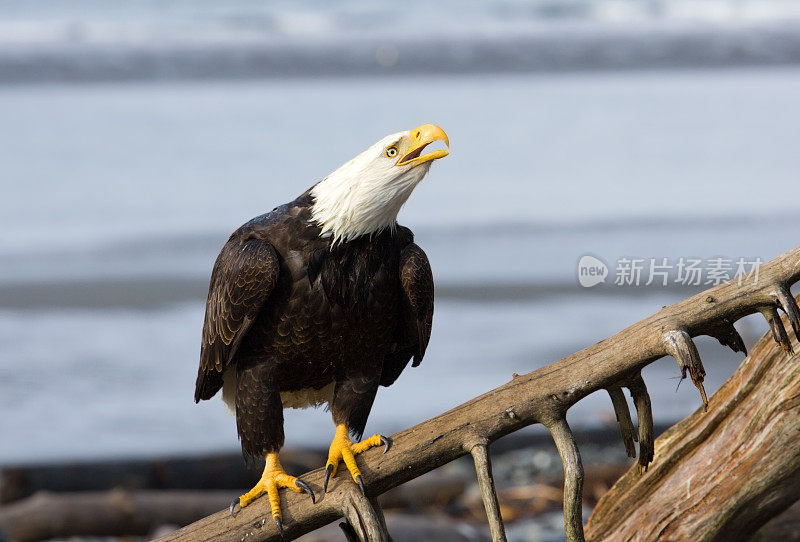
[340, 488, 389, 542]
[773, 284, 800, 338]
[761, 305, 794, 353]
[586, 306, 800, 540]
[469, 442, 506, 541]
[545, 417, 584, 542]
[606, 386, 637, 459]
[155, 246, 800, 542]
[706, 316, 748, 356]
[663, 329, 708, 411]
[626, 373, 655, 474]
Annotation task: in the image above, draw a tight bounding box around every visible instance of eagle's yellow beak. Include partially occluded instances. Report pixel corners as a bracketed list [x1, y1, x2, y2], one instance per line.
[397, 124, 450, 167]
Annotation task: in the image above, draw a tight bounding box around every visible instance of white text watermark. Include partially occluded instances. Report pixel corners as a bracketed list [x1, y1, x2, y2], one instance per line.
[577, 255, 763, 288]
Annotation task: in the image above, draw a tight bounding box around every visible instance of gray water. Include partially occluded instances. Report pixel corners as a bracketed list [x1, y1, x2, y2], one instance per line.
[3, 0, 800, 83]
[1, 67, 799, 464]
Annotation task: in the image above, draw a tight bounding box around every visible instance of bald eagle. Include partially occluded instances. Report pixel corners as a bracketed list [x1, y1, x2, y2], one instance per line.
[194, 124, 448, 531]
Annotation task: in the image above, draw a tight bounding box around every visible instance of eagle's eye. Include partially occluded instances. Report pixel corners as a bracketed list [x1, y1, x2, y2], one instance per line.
[385, 146, 398, 158]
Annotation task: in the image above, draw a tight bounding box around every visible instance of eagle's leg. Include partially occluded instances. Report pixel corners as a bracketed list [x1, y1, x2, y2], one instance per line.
[323, 424, 390, 493]
[232, 452, 314, 531]
[231, 364, 314, 531]
[324, 376, 389, 493]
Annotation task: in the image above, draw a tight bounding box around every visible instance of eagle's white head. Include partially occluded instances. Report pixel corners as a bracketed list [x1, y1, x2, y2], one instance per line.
[311, 124, 449, 244]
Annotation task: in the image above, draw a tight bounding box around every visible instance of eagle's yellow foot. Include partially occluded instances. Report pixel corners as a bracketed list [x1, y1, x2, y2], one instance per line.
[230, 452, 314, 535]
[323, 424, 391, 493]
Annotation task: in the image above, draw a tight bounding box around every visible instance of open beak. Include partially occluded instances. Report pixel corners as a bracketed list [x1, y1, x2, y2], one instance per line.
[397, 124, 450, 167]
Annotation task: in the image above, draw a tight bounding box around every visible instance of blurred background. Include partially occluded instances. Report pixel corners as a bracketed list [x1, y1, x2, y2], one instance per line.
[1, 0, 799, 539]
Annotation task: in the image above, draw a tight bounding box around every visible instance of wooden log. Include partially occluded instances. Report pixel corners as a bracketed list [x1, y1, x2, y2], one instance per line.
[586, 309, 800, 540]
[0, 490, 237, 542]
[0, 450, 322, 504]
[297, 512, 491, 542]
[752, 500, 800, 542]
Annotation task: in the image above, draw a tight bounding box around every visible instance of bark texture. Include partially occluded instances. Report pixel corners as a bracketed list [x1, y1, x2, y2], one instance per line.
[586, 309, 800, 541]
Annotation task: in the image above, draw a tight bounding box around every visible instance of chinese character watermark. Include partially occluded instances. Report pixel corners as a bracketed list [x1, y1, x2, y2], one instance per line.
[577, 255, 763, 288]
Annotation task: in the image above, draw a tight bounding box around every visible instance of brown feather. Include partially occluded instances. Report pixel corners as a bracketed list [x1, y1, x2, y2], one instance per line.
[194, 234, 279, 401]
[194, 192, 435, 456]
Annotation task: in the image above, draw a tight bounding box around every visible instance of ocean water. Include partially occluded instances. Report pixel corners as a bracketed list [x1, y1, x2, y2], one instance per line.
[3, 68, 800, 256]
[2, 0, 800, 84]
[1, 67, 799, 464]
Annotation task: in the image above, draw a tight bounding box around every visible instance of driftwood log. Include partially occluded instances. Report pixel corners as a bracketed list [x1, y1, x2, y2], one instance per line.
[586, 307, 800, 541]
[0, 490, 237, 541]
[0, 451, 322, 504]
[151, 245, 800, 542]
[0, 470, 479, 542]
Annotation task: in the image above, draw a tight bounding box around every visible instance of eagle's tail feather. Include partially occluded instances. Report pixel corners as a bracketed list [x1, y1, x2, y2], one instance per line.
[194, 369, 223, 403]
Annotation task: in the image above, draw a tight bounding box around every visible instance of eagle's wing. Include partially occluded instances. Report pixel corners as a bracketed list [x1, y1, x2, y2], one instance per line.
[401, 243, 434, 366]
[194, 236, 279, 402]
[381, 243, 434, 387]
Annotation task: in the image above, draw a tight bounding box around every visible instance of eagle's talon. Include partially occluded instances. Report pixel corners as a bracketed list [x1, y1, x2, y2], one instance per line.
[324, 425, 387, 495]
[229, 498, 241, 517]
[380, 435, 391, 454]
[235, 452, 307, 529]
[355, 474, 365, 494]
[274, 515, 285, 537]
[323, 463, 334, 493]
[295, 479, 315, 503]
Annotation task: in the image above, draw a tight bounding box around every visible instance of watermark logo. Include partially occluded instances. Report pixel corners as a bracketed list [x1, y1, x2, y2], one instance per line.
[577, 255, 763, 288]
[577, 254, 609, 288]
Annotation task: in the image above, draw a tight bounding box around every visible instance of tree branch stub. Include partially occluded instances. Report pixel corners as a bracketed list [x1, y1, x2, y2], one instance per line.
[469, 443, 507, 542]
[545, 417, 585, 542]
[606, 385, 637, 459]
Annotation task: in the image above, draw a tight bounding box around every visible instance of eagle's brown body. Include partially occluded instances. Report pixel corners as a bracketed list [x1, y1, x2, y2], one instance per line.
[194, 190, 433, 459]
